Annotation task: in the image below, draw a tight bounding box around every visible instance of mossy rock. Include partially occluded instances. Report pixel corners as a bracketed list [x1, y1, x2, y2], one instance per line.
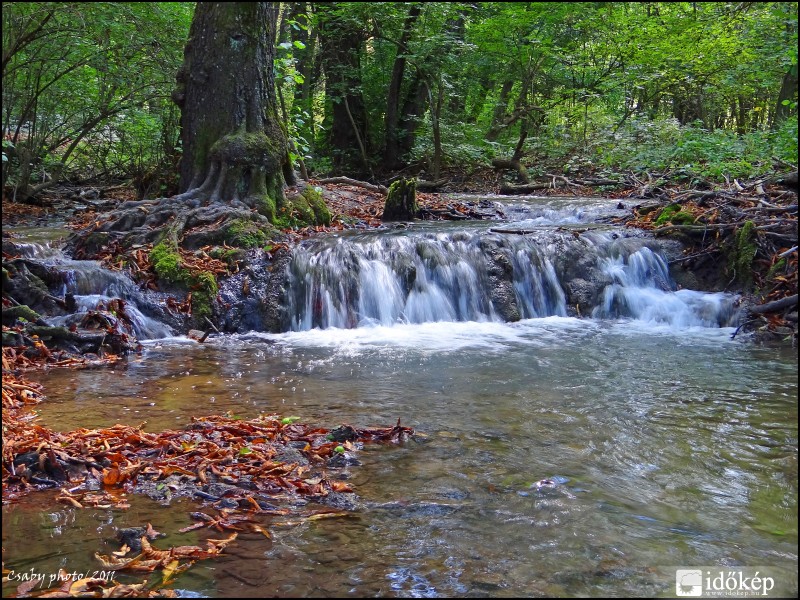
[224, 218, 271, 248]
[149, 241, 219, 321]
[190, 270, 219, 320]
[208, 246, 247, 267]
[150, 241, 185, 285]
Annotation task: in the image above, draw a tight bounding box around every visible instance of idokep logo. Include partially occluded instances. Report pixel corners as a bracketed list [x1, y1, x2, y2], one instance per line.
[676, 569, 704, 597]
[674, 568, 778, 597]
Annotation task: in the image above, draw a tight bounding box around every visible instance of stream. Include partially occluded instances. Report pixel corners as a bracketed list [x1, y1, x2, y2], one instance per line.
[2, 196, 797, 597]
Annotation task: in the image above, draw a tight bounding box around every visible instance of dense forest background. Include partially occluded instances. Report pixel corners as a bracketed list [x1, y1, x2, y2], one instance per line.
[2, 1, 797, 203]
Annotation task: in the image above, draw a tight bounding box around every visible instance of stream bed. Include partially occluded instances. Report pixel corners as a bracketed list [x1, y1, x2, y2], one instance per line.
[2, 196, 797, 597]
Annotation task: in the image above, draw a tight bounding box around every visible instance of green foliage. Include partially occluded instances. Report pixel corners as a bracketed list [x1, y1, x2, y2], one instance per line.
[591, 117, 796, 180]
[2, 2, 191, 196]
[3, 2, 795, 188]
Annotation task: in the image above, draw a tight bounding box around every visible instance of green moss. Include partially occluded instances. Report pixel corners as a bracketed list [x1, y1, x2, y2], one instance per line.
[254, 194, 276, 222]
[150, 241, 186, 285]
[766, 258, 786, 282]
[275, 185, 331, 229]
[190, 270, 219, 320]
[732, 220, 758, 286]
[209, 246, 246, 266]
[654, 203, 695, 226]
[302, 186, 331, 226]
[150, 241, 219, 319]
[225, 218, 269, 248]
[210, 131, 281, 169]
[383, 179, 418, 221]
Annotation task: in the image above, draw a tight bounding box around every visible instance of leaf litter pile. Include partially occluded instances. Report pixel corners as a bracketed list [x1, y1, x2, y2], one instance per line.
[2, 347, 413, 597]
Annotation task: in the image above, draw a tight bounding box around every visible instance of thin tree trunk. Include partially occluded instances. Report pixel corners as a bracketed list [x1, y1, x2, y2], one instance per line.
[383, 5, 422, 170]
[485, 80, 514, 142]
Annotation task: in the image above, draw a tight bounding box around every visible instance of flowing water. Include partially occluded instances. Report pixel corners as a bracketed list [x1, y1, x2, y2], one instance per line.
[3, 197, 797, 597]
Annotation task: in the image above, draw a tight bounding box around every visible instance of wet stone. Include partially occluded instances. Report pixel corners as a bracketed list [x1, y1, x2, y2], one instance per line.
[317, 491, 359, 511]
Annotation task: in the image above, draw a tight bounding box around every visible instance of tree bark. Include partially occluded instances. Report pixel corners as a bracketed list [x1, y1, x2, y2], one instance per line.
[382, 178, 418, 222]
[172, 2, 288, 219]
[772, 66, 798, 129]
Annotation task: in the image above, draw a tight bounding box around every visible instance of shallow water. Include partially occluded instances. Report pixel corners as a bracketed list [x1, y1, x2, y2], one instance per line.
[4, 320, 797, 597]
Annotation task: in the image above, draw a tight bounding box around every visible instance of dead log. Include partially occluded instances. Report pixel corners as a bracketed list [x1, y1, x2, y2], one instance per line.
[499, 176, 623, 195]
[416, 178, 449, 191]
[317, 177, 388, 195]
[491, 158, 530, 184]
[750, 294, 798, 315]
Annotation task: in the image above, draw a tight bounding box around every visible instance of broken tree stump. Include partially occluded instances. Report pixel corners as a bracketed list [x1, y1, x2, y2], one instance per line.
[382, 178, 418, 222]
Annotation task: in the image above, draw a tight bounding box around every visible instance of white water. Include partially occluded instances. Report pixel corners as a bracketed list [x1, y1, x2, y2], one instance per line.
[283, 224, 740, 333]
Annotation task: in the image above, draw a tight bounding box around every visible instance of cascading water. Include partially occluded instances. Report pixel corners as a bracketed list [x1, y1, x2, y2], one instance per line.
[592, 244, 739, 327]
[281, 221, 741, 332]
[283, 228, 568, 331]
[3, 238, 173, 340]
[5, 199, 795, 599]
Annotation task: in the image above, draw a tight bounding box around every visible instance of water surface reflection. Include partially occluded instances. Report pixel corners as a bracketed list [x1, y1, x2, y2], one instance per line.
[4, 319, 797, 597]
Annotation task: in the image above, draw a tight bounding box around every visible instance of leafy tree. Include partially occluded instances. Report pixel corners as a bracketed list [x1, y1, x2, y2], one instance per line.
[2, 2, 190, 200]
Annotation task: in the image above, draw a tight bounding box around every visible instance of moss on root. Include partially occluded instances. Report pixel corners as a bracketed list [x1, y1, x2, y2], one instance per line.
[224, 218, 270, 248]
[276, 185, 331, 229]
[730, 220, 758, 286]
[149, 240, 219, 320]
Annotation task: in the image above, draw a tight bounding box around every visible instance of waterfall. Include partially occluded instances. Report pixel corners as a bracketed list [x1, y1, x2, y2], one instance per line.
[284, 230, 567, 331]
[4, 239, 174, 340]
[280, 226, 741, 332]
[592, 245, 740, 328]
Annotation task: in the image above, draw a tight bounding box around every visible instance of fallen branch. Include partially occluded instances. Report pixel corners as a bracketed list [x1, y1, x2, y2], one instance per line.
[491, 158, 530, 184]
[750, 294, 798, 315]
[499, 176, 623, 195]
[416, 178, 449, 191]
[317, 177, 388, 195]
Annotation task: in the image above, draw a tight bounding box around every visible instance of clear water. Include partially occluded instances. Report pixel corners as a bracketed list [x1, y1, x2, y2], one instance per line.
[4, 321, 797, 597]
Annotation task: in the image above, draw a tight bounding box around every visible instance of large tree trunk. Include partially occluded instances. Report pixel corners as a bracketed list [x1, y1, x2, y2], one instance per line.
[395, 72, 427, 162]
[172, 2, 289, 220]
